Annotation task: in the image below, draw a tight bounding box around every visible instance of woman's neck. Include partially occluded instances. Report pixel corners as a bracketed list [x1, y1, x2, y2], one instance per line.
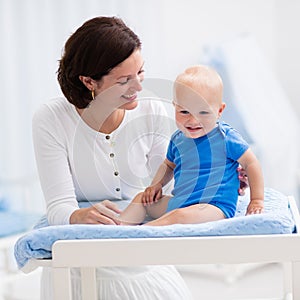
[76, 106, 125, 134]
[100, 109, 125, 134]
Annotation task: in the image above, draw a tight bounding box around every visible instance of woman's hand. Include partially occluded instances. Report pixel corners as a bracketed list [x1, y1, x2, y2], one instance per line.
[70, 200, 121, 225]
[237, 167, 249, 195]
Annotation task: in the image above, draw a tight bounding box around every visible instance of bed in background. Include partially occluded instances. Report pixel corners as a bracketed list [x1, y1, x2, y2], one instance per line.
[14, 188, 300, 300]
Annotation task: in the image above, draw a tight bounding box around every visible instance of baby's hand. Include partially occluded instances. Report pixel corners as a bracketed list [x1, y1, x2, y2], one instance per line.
[142, 183, 162, 206]
[246, 199, 264, 215]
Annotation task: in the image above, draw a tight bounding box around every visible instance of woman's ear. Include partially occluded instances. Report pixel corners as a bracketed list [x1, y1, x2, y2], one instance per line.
[79, 75, 95, 91]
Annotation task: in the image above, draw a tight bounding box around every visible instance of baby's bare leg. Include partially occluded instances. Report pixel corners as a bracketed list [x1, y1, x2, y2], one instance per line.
[118, 192, 146, 225]
[145, 203, 225, 226]
[146, 195, 172, 219]
[119, 194, 171, 225]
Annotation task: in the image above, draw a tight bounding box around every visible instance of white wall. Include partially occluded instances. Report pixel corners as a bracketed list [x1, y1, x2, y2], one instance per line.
[275, 0, 300, 114]
[142, 0, 277, 78]
[0, 0, 299, 210]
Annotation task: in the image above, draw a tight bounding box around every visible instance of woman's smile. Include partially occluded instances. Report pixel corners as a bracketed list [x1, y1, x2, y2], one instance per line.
[122, 92, 138, 101]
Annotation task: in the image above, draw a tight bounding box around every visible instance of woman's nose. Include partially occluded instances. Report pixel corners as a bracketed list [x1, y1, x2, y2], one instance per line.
[133, 76, 143, 91]
[128, 75, 143, 91]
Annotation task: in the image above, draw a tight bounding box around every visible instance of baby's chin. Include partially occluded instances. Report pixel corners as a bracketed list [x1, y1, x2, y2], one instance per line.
[182, 127, 206, 138]
[183, 131, 205, 139]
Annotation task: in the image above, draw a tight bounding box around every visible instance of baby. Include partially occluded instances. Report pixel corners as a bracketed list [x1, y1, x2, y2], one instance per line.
[119, 65, 264, 226]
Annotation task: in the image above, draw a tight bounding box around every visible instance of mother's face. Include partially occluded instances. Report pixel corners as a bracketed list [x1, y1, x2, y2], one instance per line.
[95, 49, 145, 111]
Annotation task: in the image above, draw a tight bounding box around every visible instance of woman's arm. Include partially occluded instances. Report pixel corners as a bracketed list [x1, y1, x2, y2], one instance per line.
[32, 103, 120, 225]
[32, 105, 79, 225]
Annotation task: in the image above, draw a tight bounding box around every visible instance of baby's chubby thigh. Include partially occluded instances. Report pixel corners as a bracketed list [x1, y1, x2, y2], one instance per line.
[194, 203, 226, 223]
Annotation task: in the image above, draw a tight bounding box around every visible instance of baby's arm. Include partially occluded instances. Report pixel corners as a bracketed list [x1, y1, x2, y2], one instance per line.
[238, 149, 264, 215]
[142, 158, 175, 205]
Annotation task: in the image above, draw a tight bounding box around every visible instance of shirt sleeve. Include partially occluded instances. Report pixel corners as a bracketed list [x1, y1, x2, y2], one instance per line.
[225, 127, 250, 161]
[32, 104, 79, 225]
[166, 140, 175, 163]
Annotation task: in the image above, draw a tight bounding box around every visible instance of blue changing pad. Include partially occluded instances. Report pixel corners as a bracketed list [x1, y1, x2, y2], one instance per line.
[14, 188, 295, 270]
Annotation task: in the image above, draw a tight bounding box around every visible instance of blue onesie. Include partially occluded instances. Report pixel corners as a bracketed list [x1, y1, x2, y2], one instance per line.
[166, 122, 249, 218]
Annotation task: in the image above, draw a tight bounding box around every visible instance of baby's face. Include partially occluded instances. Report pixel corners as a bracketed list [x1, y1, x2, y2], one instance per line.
[174, 85, 224, 139]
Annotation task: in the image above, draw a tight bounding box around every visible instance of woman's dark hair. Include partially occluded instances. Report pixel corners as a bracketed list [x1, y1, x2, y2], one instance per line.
[57, 17, 141, 108]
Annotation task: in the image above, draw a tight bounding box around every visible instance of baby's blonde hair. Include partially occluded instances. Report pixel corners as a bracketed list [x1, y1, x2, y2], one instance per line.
[175, 65, 223, 105]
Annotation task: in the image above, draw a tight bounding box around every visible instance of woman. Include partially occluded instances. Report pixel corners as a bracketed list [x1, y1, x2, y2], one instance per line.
[33, 16, 192, 300]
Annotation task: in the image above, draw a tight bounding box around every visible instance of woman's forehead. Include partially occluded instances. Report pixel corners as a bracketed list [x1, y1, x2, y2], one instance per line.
[109, 50, 144, 78]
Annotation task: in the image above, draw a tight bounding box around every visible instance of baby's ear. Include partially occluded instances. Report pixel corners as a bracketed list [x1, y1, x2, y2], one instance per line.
[218, 102, 226, 116]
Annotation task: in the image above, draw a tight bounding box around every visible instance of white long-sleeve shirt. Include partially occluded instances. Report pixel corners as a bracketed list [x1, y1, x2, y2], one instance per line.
[32, 97, 173, 225]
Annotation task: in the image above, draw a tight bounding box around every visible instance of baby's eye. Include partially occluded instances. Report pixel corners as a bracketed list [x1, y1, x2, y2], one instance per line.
[199, 111, 210, 115]
[180, 110, 190, 115]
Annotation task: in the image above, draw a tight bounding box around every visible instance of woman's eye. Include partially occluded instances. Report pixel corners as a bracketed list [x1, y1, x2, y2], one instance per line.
[117, 78, 130, 85]
[117, 70, 144, 85]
